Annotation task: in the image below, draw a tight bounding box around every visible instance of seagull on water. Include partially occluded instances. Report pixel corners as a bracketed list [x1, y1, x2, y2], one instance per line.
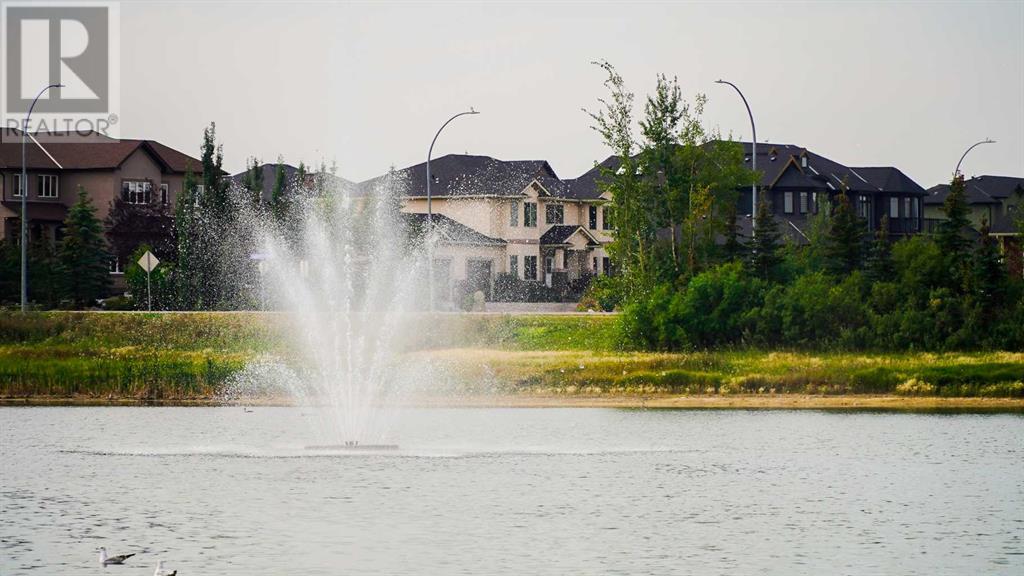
[98, 547, 135, 565]
[154, 560, 177, 576]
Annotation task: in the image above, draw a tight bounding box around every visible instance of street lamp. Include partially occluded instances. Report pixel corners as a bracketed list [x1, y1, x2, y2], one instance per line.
[21, 83, 64, 312]
[954, 138, 996, 177]
[714, 80, 757, 234]
[426, 108, 479, 310]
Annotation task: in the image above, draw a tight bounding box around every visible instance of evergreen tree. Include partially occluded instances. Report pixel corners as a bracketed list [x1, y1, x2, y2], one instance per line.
[936, 174, 972, 289]
[824, 186, 865, 275]
[243, 157, 264, 207]
[865, 216, 894, 283]
[58, 187, 110, 307]
[747, 198, 782, 281]
[271, 158, 287, 222]
[972, 218, 1007, 314]
[722, 205, 744, 263]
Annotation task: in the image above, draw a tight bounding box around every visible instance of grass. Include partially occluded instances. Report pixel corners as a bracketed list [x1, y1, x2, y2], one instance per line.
[0, 311, 1021, 401]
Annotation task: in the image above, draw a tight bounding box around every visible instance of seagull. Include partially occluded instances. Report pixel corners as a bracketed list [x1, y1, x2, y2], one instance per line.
[154, 560, 177, 576]
[98, 547, 135, 565]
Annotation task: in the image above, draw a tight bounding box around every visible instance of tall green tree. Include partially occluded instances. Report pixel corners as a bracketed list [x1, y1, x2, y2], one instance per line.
[58, 187, 110, 307]
[747, 198, 783, 281]
[825, 186, 865, 275]
[243, 157, 264, 208]
[936, 174, 973, 290]
[173, 165, 199, 309]
[271, 157, 288, 223]
[971, 219, 1007, 315]
[200, 122, 229, 218]
[865, 216, 894, 283]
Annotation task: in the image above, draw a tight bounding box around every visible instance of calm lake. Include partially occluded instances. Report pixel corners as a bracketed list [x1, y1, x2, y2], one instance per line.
[2, 407, 1022, 575]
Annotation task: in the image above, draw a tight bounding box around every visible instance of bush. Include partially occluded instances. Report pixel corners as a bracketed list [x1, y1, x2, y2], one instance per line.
[895, 378, 936, 396]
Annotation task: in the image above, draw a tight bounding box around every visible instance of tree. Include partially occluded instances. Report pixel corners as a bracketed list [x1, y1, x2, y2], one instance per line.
[105, 197, 175, 268]
[747, 198, 782, 281]
[936, 174, 972, 289]
[271, 158, 288, 222]
[971, 218, 1007, 316]
[243, 157, 264, 208]
[200, 122, 229, 218]
[173, 165, 200, 309]
[824, 186, 865, 275]
[58, 187, 110, 307]
[865, 216, 894, 283]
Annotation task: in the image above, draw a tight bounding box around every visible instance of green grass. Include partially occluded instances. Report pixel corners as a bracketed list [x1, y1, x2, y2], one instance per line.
[0, 312, 1021, 399]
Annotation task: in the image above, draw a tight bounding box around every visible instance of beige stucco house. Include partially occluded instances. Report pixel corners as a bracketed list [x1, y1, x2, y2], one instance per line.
[358, 154, 615, 300]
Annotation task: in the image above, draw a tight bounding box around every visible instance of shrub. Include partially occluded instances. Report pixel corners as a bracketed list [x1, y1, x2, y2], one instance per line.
[895, 378, 936, 396]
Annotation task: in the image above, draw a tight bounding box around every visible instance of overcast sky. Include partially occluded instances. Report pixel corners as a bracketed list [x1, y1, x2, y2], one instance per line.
[120, 1, 1023, 187]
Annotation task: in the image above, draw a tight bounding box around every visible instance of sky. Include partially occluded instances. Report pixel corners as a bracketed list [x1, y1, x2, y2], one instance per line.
[119, 1, 1023, 188]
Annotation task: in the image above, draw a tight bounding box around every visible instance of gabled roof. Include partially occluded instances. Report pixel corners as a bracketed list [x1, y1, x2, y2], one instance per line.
[849, 167, 926, 195]
[562, 156, 620, 200]
[539, 224, 600, 246]
[0, 130, 206, 174]
[229, 163, 356, 202]
[924, 175, 1024, 206]
[359, 154, 558, 199]
[400, 212, 505, 246]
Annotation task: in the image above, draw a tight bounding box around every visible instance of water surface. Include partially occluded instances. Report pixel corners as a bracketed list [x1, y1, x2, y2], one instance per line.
[2, 407, 1021, 575]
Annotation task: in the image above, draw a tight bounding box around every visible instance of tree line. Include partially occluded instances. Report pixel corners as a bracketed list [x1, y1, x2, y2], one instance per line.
[582, 62, 1024, 351]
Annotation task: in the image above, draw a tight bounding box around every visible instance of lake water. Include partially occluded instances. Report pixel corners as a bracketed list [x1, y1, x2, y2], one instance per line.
[1, 407, 1022, 575]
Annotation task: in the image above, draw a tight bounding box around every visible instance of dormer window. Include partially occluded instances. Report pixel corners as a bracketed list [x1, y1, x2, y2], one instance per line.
[800, 154, 808, 168]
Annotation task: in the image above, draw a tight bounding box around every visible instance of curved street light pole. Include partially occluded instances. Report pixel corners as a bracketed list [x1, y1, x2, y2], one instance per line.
[954, 138, 995, 177]
[715, 80, 757, 236]
[426, 108, 479, 310]
[21, 83, 64, 312]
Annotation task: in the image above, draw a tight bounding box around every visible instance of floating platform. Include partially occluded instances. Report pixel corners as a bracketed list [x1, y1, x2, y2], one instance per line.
[305, 444, 399, 451]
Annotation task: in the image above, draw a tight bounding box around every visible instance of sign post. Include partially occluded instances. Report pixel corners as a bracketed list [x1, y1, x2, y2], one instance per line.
[137, 251, 160, 311]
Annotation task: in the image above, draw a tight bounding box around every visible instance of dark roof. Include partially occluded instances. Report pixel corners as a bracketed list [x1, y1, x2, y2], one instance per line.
[924, 175, 1024, 206]
[0, 130, 206, 174]
[849, 167, 926, 195]
[230, 164, 357, 202]
[539, 225, 599, 246]
[989, 211, 1021, 235]
[569, 142, 925, 200]
[359, 154, 558, 198]
[400, 212, 505, 246]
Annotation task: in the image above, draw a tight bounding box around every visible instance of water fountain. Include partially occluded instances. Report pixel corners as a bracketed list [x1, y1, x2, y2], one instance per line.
[233, 170, 432, 450]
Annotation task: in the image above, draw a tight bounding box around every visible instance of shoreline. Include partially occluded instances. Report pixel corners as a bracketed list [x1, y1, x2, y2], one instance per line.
[3, 394, 1022, 412]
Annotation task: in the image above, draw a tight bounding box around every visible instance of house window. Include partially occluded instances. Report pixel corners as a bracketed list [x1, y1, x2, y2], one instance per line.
[109, 257, 123, 275]
[904, 197, 911, 221]
[799, 192, 808, 214]
[858, 195, 870, 219]
[12, 174, 24, 197]
[602, 257, 612, 276]
[38, 175, 58, 198]
[811, 192, 818, 213]
[593, 256, 598, 273]
[524, 255, 538, 280]
[545, 203, 564, 225]
[544, 256, 554, 274]
[122, 180, 152, 204]
[589, 205, 598, 229]
[509, 255, 518, 278]
[509, 201, 519, 227]
[602, 206, 614, 230]
[890, 197, 899, 218]
[160, 183, 169, 206]
[523, 202, 537, 227]
[783, 192, 793, 214]
[911, 197, 919, 219]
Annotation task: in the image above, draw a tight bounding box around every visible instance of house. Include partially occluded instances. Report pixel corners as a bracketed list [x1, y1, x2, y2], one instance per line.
[924, 175, 1024, 276]
[0, 131, 204, 249]
[731, 142, 927, 241]
[357, 154, 613, 301]
[229, 162, 356, 203]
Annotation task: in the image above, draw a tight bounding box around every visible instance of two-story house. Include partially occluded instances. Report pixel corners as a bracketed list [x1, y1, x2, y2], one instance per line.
[359, 154, 612, 299]
[0, 131, 204, 249]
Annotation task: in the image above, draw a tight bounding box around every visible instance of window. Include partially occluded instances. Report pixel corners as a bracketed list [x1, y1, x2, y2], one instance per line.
[544, 256, 554, 274]
[811, 192, 818, 213]
[523, 202, 537, 227]
[38, 175, 58, 198]
[509, 255, 518, 278]
[109, 257, 123, 275]
[545, 203, 564, 225]
[858, 195, 870, 219]
[783, 192, 793, 214]
[160, 183, 169, 206]
[890, 197, 899, 218]
[602, 206, 614, 230]
[524, 255, 538, 280]
[12, 174, 24, 197]
[122, 180, 152, 204]
[911, 197, 919, 219]
[593, 256, 598, 273]
[799, 192, 808, 214]
[509, 201, 519, 227]
[602, 257, 612, 276]
[589, 205, 598, 229]
[904, 197, 911, 221]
